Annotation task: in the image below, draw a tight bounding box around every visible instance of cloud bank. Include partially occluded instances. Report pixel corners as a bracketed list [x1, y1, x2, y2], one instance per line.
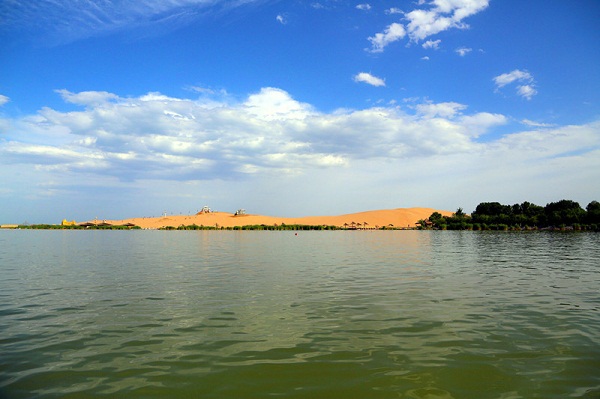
[2, 88, 598, 215]
[1, 88, 509, 182]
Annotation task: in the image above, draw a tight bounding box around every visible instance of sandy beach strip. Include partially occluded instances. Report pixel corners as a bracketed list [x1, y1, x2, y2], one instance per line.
[100, 208, 453, 229]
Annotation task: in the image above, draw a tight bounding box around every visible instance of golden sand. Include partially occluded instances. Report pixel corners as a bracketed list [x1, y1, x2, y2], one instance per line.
[101, 208, 452, 229]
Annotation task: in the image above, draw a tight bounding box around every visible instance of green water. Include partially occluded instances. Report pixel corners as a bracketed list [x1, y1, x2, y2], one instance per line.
[1, 230, 599, 398]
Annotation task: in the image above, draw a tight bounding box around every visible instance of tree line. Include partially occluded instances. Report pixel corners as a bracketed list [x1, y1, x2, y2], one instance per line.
[420, 200, 600, 231]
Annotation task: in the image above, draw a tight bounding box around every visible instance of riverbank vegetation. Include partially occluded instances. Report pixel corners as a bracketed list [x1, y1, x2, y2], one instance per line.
[418, 200, 599, 231]
[160, 223, 340, 231]
[16, 224, 141, 230]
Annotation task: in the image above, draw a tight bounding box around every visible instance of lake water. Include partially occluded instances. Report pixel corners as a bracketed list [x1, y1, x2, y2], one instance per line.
[1, 230, 599, 398]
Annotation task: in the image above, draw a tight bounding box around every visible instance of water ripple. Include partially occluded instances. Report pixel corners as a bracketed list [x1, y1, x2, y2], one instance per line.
[0, 230, 599, 398]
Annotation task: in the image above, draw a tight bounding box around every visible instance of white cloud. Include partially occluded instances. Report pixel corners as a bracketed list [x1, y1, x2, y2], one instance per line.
[276, 14, 287, 24]
[367, 23, 406, 53]
[353, 72, 386, 87]
[385, 8, 403, 15]
[493, 69, 537, 100]
[356, 4, 371, 11]
[244, 87, 313, 120]
[405, 0, 489, 42]
[56, 89, 119, 106]
[368, 0, 488, 52]
[493, 69, 533, 88]
[521, 119, 555, 128]
[422, 39, 441, 50]
[421, 56, 430, 61]
[0, 94, 9, 106]
[459, 112, 508, 137]
[455, 47, 472, 56]
[490, 124, 600, 160]
[517, 85, 537, 101]
[185, 85, 217, 95]
[415, 101, 467, 118]
[405, 9, 452, 41]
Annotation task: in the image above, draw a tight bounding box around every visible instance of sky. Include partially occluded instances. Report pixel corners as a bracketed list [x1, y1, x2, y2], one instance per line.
[1, 0, 599, 223]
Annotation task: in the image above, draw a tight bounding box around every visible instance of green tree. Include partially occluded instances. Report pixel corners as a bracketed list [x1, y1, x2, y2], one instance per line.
[586, 200, 600, 224]
[454, 207, 465, 218]
[472, 202, 511, 217]
[545, 200, 585, 226]
[428, 212, 446, 229]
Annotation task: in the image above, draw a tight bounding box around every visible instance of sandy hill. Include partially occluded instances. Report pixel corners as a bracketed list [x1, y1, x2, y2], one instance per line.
[102, 208, 453, 229]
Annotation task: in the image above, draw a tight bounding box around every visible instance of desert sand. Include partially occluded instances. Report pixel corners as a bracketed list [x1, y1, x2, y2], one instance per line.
[101, 208, 453, 229]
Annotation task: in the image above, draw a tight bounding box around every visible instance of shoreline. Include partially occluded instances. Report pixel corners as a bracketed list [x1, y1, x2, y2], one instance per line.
[99, 207, 452, 230]
[6, 207, 452, 230]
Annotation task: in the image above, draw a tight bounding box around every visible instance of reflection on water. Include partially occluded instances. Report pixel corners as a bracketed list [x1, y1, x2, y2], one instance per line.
[1, 230, 599, 398]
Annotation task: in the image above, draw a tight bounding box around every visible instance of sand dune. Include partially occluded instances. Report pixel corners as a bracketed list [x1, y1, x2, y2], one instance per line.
[102, 208, 453, 229]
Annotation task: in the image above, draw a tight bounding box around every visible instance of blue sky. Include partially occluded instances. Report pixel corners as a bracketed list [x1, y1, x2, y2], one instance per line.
[1, 0, 599, 223]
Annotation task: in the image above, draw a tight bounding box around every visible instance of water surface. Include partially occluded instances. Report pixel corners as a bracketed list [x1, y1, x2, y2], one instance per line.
[1, 230, 599, 398]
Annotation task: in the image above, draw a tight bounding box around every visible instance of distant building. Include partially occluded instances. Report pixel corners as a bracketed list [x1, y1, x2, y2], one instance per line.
[234, 209, 246, 216]
[197, 205, 212, 215]
[61, 219, 77, 226]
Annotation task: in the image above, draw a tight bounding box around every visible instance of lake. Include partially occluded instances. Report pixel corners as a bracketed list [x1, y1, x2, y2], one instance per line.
[1, 230, 599, 398]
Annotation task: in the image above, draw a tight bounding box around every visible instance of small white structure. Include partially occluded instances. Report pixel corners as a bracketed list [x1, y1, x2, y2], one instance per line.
[200, 205, 211, 213]
[234, 209, 246, 216]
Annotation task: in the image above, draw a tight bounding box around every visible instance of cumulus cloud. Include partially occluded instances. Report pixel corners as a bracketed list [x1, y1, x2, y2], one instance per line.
[455, 47, 471, 56]
[0, 94, 9, 106]
[276, 14, 287, 24]
[368, 0, 489, 51]
[356, 4, 371, 11]
[405, 0, 489, 42]
[367, 23, 406, 53]
[423, 39, 441, 50]
[517, 85, 537, 100]
[493, 69, 537, 100]
[353, 72, 386, 87]
[244, 87, 313, 120]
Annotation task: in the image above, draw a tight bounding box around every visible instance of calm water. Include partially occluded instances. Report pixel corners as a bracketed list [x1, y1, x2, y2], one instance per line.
[1, 230, 599, 398]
